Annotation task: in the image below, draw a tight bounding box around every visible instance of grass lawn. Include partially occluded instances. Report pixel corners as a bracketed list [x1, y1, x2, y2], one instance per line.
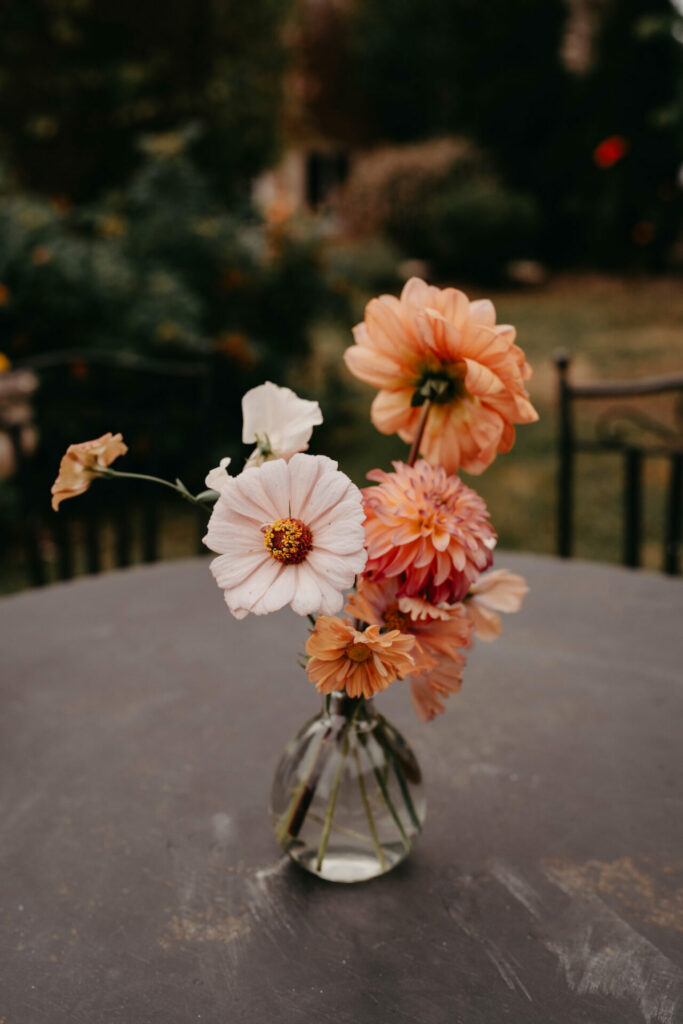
[316, 273, 683, 571]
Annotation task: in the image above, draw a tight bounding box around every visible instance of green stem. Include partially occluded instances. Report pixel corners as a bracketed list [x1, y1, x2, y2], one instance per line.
[353, 744, 387, 872]
[97, 467, 215, 511]
[276, 696, 362, 847]
[407, 399, 432, 466]
[315, 727, 351, 872]
[274, 726, 329, 845]
[357, 730, 410, 850]
[375, 723, 422, 835]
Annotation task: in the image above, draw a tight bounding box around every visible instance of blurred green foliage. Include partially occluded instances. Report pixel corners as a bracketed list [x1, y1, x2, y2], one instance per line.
[0, 138, 336, 355]
[0, 0, 292, 200]
[339, 138, 540, 282]
[425, 182, 541, 283]
[0, 134, 345, 476]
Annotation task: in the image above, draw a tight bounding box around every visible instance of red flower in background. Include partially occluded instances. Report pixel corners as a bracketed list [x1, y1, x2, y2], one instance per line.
[593, 136, 629, 169]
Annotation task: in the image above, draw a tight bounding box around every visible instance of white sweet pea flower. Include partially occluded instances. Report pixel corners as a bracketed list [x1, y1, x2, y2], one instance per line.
[242, 381, 323, 468]
[205, 457, 231, 492]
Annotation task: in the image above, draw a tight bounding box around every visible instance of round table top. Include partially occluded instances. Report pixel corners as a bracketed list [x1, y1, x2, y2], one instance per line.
[1, 554, 682, 1024]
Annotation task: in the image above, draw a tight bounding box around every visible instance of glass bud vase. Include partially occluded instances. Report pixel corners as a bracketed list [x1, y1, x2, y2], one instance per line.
[270, 692, 426, 883]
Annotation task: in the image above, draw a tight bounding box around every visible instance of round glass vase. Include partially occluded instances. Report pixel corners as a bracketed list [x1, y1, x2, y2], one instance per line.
[270, 692, 426, 883]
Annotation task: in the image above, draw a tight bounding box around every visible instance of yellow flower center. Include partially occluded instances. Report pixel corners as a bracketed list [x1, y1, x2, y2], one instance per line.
[263, 517, 313, 565]
[347, 642, 372, 663]
[383, 604, 411, 633]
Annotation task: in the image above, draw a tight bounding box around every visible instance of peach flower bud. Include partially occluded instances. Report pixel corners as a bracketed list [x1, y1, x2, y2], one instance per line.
[51, 432, 127, 510]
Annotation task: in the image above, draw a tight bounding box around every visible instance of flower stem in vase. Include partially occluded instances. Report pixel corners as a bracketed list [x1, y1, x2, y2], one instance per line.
[275, 742, 324, 845]
[315, 726, 351, 871]
[274, 725, 333, 844]
[275, 696, 361, 847]
[353, 744, 387, 872]
[356, 728, 410, 850]
[374, 720, 423, 835]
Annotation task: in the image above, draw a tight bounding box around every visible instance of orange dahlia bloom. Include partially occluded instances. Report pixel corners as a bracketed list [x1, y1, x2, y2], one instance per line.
[346, 577, 473, 721]
[344, 277, 538, 475]
[362, 460, 496, 604]
[51, 432, 127, 510]
[305, 616, 416, 699]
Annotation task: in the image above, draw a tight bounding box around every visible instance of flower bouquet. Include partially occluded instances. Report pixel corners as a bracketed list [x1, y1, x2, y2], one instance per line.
[51, 277, 537, 883]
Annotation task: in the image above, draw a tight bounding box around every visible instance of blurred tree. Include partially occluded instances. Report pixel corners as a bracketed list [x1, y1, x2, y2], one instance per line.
[557, 0, 683, 267]
[0, 140, 338, 449]
[345, 0, 567, 155]
[0, 0, 292, 200]
[321, 0, 569, 259]
[306, 0, 682, 270]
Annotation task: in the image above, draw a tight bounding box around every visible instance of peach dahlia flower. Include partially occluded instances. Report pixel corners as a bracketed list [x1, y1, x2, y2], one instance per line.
[362, 460, 496, 604]
[203, 453, 366, 619]
[466, 569, 528, 641]
[344, 277, 538, 475]
[51, 432, 127, 510]
[346, 577, 473, 722]
[305, 616, 416, 699]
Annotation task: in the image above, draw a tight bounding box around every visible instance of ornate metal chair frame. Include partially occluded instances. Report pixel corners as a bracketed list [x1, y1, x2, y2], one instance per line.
[9, 348, 212, 587]
[556, 351, 683, 574]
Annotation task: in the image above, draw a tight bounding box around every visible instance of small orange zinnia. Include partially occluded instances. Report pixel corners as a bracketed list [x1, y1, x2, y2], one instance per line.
[51, 432, 127, 510]
[305, 617, 416, 700]
[344, 277, 538, 475]
[362, 460, 496, 604]
[346, 577, 473, 721]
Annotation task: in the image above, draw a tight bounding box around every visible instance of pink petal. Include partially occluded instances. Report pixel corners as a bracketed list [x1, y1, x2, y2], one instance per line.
[209, 550, 271, 590]
[307, 549, 358, 590]
[251, 566, 298, 615]
[223, 557, 282, 616]
[290, 562, 324, 616]
[467, 600, 502, 641]
[286, 452, 324, 519]
[469, 570, 528, 612]
[254, 458, 291, 519]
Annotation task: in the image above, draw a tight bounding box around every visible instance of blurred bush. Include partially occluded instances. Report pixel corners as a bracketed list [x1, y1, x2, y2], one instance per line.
[0, 0, 292, 201]
[425, 181, 540, 283]
[301, 0, 683, 273]
[338, 138, 480, 240]
[0, 133, 345, 465]
[338, 138, 540, 282]
[324, 235, 404, 295]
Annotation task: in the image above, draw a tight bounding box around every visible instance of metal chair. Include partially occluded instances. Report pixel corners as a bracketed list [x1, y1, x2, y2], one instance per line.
[556, 351, 683, 574]
[7, 349, 213, 587]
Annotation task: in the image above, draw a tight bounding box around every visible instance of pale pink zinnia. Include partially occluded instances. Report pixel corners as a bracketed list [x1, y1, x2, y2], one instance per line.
[203, 453, 366, 619]
[466, 569, 528, 641]
[344, 277, 538, 475]
[362, 460, 496, 604]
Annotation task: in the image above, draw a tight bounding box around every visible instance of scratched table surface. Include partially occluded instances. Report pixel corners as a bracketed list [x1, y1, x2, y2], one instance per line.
[1, 553, 682, 1024]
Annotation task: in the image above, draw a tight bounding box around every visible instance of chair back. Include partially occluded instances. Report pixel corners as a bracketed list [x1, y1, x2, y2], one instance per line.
[7, 349, 212, 586]
[556, 351, 683, 574]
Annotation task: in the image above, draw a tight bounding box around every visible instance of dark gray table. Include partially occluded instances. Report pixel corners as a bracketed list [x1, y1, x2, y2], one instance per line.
[1, 554, 682, 1024]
